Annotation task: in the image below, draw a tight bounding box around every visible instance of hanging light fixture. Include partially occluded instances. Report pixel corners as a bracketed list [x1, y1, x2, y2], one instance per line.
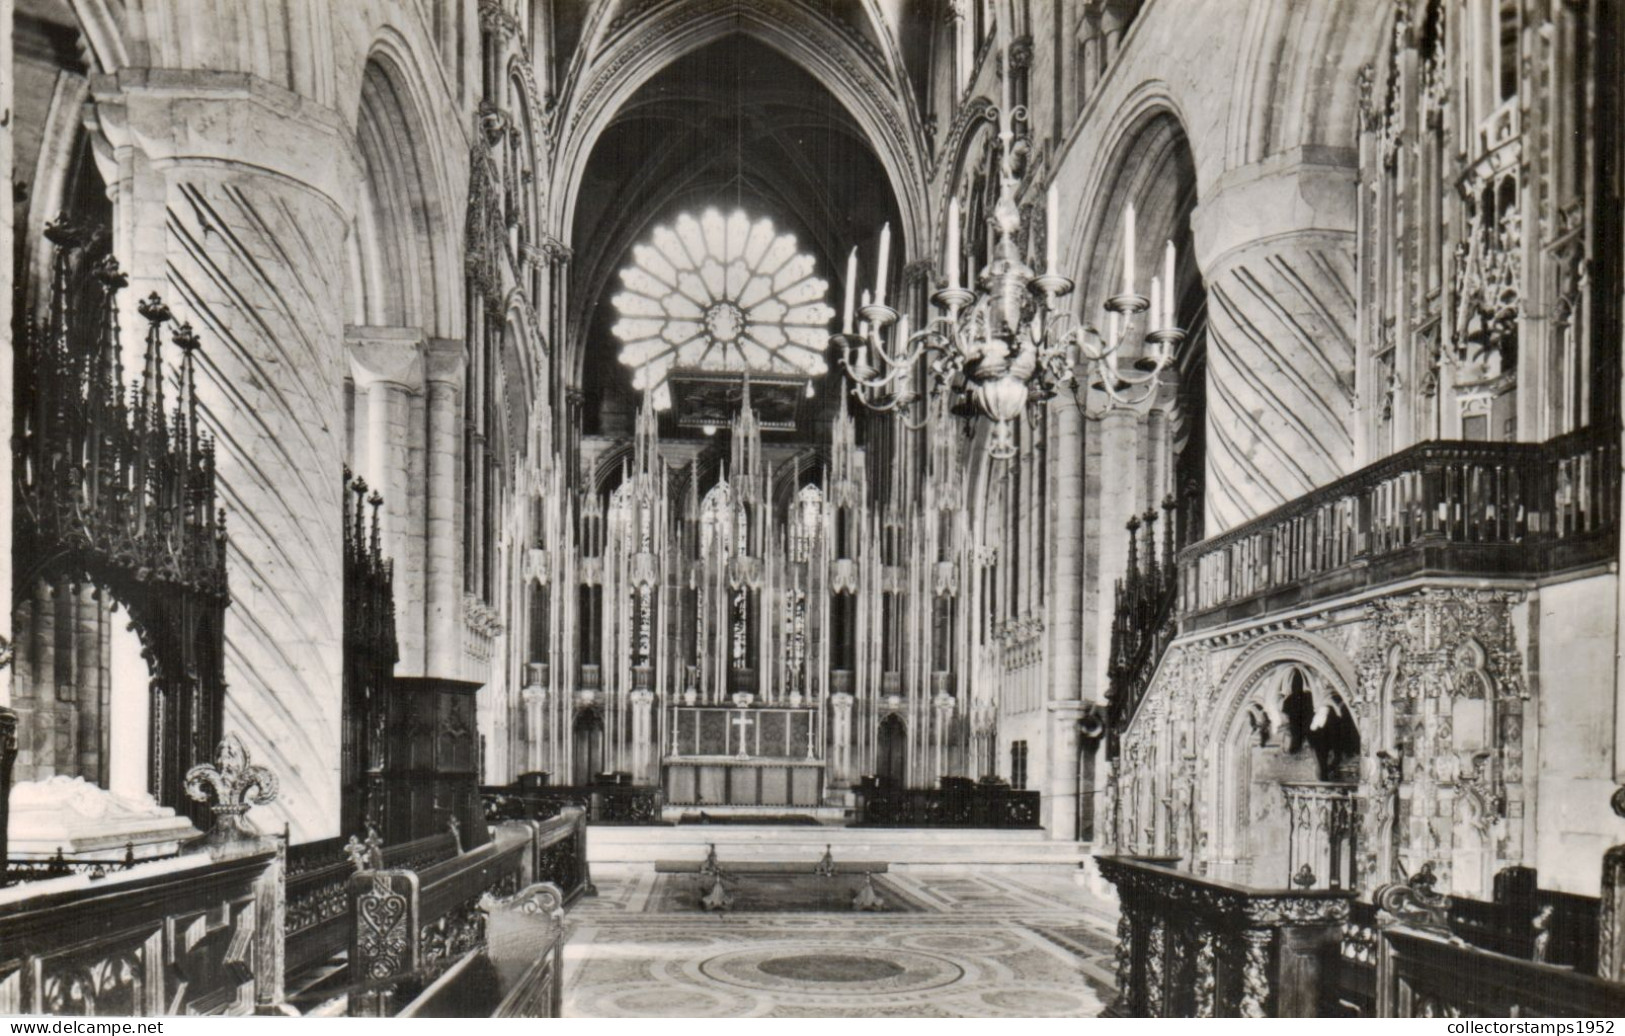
[831, 3, 1185, 459]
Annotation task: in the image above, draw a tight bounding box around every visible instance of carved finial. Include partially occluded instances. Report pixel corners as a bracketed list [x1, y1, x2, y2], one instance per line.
[93, 253, 128, 290]
[171, 322, 200, 353]
[137, 293, 171, 324]
[185, 733, 279, 854]
[344, 835, 372, 873]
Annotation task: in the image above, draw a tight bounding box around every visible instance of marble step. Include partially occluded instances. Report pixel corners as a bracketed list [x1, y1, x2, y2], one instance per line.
[587, 825, 1093, 869]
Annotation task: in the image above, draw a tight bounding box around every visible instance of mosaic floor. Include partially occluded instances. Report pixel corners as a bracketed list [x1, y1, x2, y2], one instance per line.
[562, 869, 1119, 1017]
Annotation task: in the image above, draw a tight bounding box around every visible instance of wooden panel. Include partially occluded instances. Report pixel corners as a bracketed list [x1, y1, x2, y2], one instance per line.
[728, 766, 760, 805]
[760, 766, 789, 806]
[791, 767, 819, 806]
[698, 765, 727, 805]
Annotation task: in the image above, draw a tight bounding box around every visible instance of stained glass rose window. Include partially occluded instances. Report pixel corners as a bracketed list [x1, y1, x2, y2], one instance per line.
[612, 209, 834, 410]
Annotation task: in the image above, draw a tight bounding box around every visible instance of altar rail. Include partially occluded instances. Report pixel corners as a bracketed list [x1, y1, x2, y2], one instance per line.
[0, 848, 283, 1015]
[285, 830, 462, 978]
[1178, 428, 1619, 632]
[483, 784, 662, 825]
[1095, 855, 1353, 1017]
[854, 783, 1041, 829]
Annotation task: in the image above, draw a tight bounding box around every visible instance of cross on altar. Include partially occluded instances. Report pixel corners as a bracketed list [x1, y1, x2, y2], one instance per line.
[731, 712, 754, 758]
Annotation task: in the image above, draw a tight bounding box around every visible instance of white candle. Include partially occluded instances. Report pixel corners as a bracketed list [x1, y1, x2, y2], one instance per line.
[947, 198, 961, 291]
[1163, 240, 1176, 326]
[875, 223, 892, 307]
[1109, 309, 1121, 347]
[997, 0, 1011, 132]
[895, 314, 910, 365]
[1046, 182, 1059, 275]
[843, 247, 858, 334]
[1122, 202, 1135, 295]
[1150, 275, 1162, 331]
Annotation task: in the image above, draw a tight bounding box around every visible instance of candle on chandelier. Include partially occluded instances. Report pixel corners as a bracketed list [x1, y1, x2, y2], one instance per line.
[1150, 275, 1162, 332]
[843, 247, 858, 334]
[1122, 202, 1136, 296]
[947, 198, 961, 291]
[875, 223, 892, 307]
[1046, 182, 1059, 276]
[1163, 239, 1176, 327]
[997, 0, 1011, 131]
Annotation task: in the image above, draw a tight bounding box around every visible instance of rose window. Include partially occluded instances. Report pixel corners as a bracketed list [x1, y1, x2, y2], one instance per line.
[612, 209, 834, 410]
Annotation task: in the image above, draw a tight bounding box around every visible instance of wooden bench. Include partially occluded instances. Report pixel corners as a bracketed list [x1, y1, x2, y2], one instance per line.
[396, 883, 566, 1017]
[344, 819, 583, 1017]
[286, 830, 462, 979]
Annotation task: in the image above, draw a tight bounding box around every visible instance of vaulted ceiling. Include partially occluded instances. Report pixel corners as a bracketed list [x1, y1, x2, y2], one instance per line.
[571, 34, 902, 439]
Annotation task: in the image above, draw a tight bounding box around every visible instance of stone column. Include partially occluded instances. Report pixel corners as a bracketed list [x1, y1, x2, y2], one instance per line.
[629, 688, 654, 782]
[349, 329, 426, 674]
[522, 686, 545, 774]
[1047, 397, 1086, 837]
[88, 70, 358, 841]
[1089, 408, 1138, 696]
[931, 691, 955, 781]
[830, 692, 854, 783]
[1191, 156, 1359, 531]
[424, 339, 467, 679]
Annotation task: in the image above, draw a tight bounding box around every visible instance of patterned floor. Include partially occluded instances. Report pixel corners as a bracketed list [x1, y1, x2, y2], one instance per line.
[562, 869, 1119, 1017]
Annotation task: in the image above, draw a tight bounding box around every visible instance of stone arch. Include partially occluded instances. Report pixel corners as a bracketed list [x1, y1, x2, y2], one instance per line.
[1059, 82, 1193, 288]
[934, 96, 997, 269]
[1223, 0, 1381, 169]
[547, 3, 930, 333]
[1208, 630, 1360, 870]
[347, 46, 461, 338]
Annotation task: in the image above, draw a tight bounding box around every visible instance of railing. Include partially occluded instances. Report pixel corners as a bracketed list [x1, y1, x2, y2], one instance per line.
[1283, 783, 1359, 891]
[285, 830, 461, 979]
[1378, 927, 1625, 1017]
[482, 783, 662, 825]
[5, 843, 183, 886]
[1094, 855, 1353, 1017]
[1178, 429, 1619, 632]
[522, 808, 595, 904]
[1331, 865, 1607, 1017]
[854, 781, 1042, 829]
[0, 848, 283, 1015]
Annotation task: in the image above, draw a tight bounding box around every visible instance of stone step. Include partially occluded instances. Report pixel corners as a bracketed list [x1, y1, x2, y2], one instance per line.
[587, 825, 1093, 870]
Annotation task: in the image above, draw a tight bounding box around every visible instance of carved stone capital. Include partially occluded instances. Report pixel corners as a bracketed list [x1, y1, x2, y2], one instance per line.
[424, 337, 468, 385]
[346, 326, 425, 392]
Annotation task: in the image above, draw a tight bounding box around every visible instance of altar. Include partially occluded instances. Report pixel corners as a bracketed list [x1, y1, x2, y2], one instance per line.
[664, 706, 824, 807]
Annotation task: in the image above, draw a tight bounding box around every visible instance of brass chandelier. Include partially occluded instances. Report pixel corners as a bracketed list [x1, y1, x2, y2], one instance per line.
[832, 17, 1186, 459]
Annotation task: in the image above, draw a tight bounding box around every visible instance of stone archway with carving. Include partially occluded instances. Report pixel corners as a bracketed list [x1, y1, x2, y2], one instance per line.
[1207, 630, 1360, 877]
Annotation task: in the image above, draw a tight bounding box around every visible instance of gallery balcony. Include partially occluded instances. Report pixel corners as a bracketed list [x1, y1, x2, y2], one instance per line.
[1176, 427, 1618, 634]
